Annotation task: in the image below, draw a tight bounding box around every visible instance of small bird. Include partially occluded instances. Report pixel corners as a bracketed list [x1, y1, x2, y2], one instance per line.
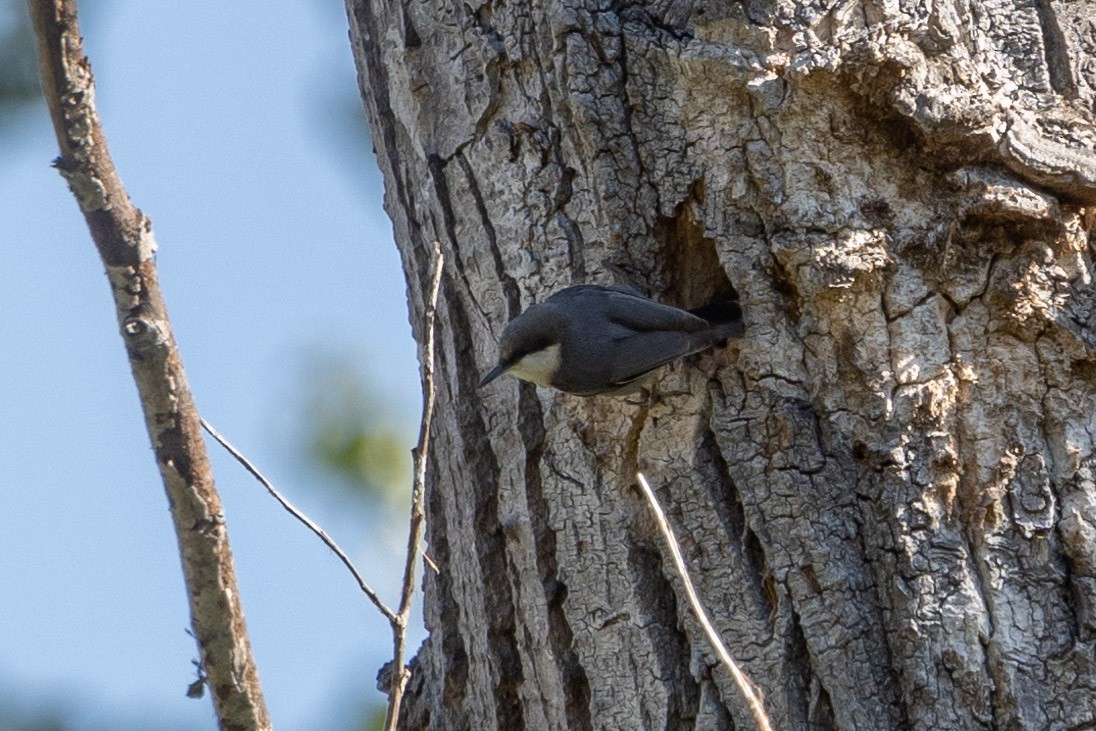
[479, 284, 744, 396]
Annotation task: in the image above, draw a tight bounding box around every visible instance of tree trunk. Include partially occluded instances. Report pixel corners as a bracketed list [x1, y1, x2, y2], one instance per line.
[345, 0, 1096, 727]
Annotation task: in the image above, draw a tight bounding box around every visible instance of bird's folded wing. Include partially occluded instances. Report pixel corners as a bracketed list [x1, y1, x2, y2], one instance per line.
[608, 331, 708, 386]
[600, 290, 710, 333]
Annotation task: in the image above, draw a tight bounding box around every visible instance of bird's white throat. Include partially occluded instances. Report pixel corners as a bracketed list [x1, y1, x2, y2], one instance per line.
[508, 343, 561, 386]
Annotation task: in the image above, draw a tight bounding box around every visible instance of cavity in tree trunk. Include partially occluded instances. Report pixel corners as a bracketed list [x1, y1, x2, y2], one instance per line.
[346, 0, 1096, 728]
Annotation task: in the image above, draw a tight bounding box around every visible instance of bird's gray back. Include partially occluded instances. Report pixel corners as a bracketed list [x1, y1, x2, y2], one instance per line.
[547, 285, 711, 334]
[549, 289, 721, 393]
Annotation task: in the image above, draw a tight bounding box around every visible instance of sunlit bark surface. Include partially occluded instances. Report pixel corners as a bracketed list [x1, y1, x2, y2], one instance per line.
[347, 0, 1096, 727]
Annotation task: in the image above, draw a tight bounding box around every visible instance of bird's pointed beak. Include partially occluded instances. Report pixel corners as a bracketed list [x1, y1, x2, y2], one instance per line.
[479, 362, 507, 388]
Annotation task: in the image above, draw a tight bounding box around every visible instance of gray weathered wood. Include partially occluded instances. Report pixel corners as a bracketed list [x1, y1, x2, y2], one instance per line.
[346, 0, 1096, 727]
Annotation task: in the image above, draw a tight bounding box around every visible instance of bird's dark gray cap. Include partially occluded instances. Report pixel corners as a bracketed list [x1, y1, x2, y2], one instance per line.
[478, 302, 563, 387]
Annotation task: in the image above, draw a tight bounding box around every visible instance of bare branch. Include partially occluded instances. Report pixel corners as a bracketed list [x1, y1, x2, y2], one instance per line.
[385, 241, 445, 731]
[199, 241, 445, 729]
[28, 1, 269, 727]
[636, 473, 773, 731]
[200, 418, 398, 624]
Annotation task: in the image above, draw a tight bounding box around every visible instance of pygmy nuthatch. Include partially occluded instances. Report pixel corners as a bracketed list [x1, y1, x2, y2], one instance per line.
[479, 284, 744, 396]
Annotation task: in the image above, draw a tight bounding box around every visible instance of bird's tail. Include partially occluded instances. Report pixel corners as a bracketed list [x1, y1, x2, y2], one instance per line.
[689, 301, 745, 341]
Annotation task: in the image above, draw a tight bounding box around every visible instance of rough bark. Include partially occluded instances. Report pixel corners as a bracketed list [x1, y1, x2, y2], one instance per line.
[346, 0, 1096, 728]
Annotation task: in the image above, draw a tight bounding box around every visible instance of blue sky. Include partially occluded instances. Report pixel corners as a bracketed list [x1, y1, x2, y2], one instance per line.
[0, 2, 424, 728]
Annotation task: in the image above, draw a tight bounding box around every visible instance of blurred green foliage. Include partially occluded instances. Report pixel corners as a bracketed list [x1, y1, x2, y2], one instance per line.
[357, 704, 387, 731]
[302, 355, 414, 506]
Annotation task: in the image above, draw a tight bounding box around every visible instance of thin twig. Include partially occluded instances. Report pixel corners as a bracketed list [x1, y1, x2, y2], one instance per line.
[200, 417, 398, 625]
[636, 472, 774, 731]
[199, 241, 445, 726]
[384, 241, 445, 731]
[422, 551, 440, 574]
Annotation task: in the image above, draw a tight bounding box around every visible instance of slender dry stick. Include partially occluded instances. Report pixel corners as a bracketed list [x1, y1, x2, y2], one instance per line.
[200, 418, 398, 624]
[636, 473, 774, 731]
[384, 242, 445, 731]
[28, 1, 270, 727]
[198, 242, 444, 726]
